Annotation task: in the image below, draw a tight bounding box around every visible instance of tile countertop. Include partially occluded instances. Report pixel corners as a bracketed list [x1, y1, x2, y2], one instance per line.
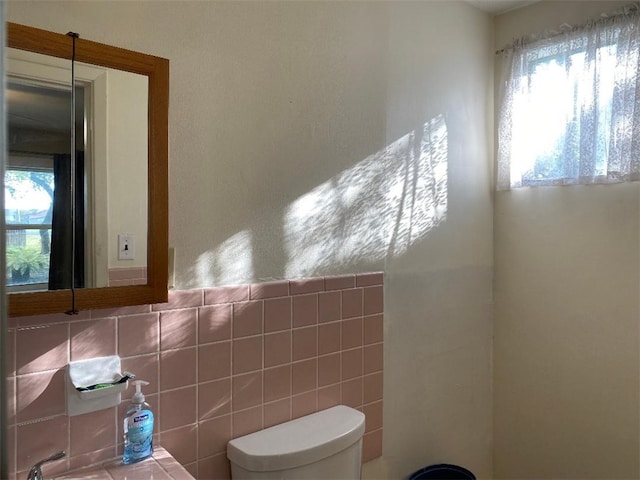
[54, 447, 194, 480]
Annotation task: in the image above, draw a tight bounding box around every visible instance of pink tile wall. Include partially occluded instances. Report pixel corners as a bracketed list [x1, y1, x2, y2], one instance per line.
[108, 267, 148, 287]
[5, 273, 384, 480]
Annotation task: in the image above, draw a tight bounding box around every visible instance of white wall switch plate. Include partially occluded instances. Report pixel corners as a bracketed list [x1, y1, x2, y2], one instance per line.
[118, 234, 135, 260]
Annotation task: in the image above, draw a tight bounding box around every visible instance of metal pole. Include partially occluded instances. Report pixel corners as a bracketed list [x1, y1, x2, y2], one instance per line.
[66, 32, 79, 315]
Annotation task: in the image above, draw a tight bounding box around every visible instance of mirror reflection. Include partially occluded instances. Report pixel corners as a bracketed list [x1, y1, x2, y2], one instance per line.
[5, 48, 148, 292]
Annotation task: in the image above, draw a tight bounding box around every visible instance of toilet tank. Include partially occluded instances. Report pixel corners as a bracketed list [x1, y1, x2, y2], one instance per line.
[227, 405, 366, 479]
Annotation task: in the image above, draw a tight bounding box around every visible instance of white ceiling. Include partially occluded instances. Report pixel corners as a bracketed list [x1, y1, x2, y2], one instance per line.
[465, 0, 540, 15]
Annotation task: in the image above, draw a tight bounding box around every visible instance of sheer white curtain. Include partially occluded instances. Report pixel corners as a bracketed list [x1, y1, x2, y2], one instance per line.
[497, 4, 640, 190]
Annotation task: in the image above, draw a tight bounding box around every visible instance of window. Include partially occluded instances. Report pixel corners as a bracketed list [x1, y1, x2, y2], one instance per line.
[497, 10, 640, 189]
[5, 158, 54, 289]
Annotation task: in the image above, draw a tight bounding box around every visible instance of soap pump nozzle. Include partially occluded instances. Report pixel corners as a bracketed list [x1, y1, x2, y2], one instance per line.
[131, 380, 149, 404]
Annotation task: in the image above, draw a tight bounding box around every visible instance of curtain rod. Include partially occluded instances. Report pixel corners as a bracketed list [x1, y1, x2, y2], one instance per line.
[495, 2, 640, 56]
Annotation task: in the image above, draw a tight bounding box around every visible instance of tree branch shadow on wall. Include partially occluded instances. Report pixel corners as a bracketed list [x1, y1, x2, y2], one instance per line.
[191, 114, 448, 286]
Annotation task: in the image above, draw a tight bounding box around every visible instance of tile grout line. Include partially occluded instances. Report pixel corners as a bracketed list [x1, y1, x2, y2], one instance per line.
[361, 290, 365, 411]
[115, 314, 122, 458]
[194, 306, 200, 473]
[66, 321, 71, 466]
[260, 298, 265, 432]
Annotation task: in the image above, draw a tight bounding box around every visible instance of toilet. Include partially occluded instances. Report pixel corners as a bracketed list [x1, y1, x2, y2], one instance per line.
[226, 405, 366, 479]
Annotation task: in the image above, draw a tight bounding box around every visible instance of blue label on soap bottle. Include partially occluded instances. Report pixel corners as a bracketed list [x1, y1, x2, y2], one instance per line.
[123, 410, 154, 464]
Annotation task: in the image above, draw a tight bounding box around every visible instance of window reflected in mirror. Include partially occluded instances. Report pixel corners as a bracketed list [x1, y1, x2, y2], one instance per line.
[5, 162, 54, 290]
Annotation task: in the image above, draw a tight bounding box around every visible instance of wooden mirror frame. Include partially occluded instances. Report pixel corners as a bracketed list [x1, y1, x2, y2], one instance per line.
[7, 22, 169, 317]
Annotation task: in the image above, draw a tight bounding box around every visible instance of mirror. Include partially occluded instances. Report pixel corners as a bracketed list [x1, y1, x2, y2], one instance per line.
[7, 49, 149, 291]
[6, 22, 168, 317]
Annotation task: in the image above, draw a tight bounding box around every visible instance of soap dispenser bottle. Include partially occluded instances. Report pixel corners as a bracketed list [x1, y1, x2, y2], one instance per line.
[123, 380, 154, 464]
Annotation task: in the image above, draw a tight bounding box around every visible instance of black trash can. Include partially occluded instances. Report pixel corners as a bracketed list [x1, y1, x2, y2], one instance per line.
[408, 463, 475, 480]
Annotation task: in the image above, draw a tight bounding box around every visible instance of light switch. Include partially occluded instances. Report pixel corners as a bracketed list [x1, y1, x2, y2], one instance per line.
[118, 234, 135, 260]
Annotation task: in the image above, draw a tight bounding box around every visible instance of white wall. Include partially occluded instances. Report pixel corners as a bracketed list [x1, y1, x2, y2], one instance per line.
[105, 69, 148, 270]
[494, 2, 640, 478]
[7, 2, 494, 478]
[374, 4, 493, 478]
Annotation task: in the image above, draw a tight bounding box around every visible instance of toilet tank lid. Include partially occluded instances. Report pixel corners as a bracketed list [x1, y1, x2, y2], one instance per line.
[226, 405, 366, 472]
